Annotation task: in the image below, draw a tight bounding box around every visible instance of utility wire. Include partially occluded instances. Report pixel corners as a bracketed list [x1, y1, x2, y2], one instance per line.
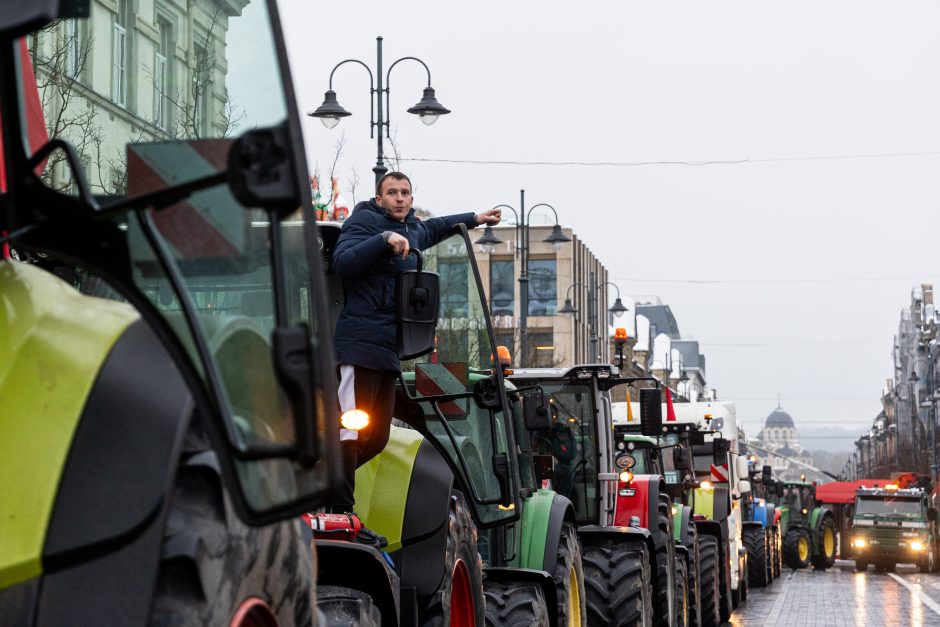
[700, 339, 888, 347]
[394, 150, 940, 168]
[614, 274, 935, 284]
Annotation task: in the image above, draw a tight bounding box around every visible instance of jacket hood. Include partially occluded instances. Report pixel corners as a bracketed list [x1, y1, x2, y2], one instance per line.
[354, 199, 416, 222]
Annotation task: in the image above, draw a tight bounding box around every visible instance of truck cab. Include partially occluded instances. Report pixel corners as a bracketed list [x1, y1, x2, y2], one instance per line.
[852, 485, 938, 573]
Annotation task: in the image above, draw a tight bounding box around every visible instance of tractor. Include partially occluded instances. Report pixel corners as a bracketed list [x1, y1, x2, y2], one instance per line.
[610, 399, 706, 627]
[739, 461, 781, 587]
[777, 479, 838, 571]
[1, 1, 347, 623]
[510, 365, 675, 627]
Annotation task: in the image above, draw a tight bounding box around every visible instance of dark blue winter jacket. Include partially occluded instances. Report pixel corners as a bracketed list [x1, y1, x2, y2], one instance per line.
[332, 199, 478, 372]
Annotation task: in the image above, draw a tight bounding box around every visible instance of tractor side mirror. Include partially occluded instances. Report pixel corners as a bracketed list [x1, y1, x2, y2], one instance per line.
[735, 456, 749, 480]
[396, 250, 440, 360]
[640, 388, 663, 437]
[673, 446, 693, 472]
[712, 438, 730, 465]
[738, 479, 751, 495]
[522, 391, 552, 430]
[775, 481, 785, 498]
[762, 465, 773, 483]
[929, 508, 937, 522]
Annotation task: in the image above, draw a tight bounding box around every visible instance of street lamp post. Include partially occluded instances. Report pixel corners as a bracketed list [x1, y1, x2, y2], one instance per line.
[476, 190, 570, 366]
[559, 279, 628, 363]
[308, 36, 451, 185]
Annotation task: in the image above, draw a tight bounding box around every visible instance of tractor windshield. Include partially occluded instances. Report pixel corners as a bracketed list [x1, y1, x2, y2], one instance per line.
[530, 379, 598, 523]
[15, 0, 338, 520]
[401, 229, 520, 527]
[855, 496, 923, 519]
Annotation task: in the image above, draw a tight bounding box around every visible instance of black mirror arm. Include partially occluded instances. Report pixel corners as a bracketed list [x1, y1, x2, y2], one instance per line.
[273, 326, 320, 467]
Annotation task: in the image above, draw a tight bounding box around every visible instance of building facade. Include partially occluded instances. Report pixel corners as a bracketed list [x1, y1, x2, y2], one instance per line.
[29, 0, 248, 193]
[471, 224, 609, 368]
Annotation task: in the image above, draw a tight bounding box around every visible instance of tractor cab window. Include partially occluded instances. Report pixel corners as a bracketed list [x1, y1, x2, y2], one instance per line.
[400, 230, 520, 527]
[530, 380, 598, 523]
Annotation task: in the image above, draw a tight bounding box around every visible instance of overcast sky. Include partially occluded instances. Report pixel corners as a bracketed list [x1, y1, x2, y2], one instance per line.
[280, 1, 940, 450]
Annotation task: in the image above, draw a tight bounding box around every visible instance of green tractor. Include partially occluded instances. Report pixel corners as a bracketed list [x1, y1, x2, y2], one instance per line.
[510, 365, 674, 627]
[777, 480, 837, 570]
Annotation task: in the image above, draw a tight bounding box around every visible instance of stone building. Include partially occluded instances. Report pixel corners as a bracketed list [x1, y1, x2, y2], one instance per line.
[29, 0, 252, 193]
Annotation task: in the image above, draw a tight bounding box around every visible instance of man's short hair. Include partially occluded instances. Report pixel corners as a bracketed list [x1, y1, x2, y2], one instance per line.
[376, 172, 412, 195]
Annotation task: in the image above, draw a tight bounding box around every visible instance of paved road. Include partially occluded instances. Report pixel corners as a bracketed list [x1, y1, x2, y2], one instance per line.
[730, 560, 940, 626]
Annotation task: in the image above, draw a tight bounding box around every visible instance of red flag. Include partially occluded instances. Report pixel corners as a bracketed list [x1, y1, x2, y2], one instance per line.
[665, 387, 677, 422]
[2, 39, 49, 258]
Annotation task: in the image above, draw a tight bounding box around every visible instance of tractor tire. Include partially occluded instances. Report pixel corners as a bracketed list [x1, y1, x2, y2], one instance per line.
[652, 501, 674, 627]
[583, 539, 653, 627]
[696, 535, 721, 627]
[738, 556, 748, 603]
[764, 529, 776, 585]
[149, 447, 314, 626]
[483, 579, 550, 627]
[420, 491, 485, 627]
[783, 528, 811, 570]
[675, 552, 690, 627]
[854, 559, 868, 572]
[685, 523, 702, 627]
[318, 587, 381, 626]
[552, 523, 587, 626]
[774, 527, 783, 577]
[743, 526, 769, 588]
[811, 515, 837, 571]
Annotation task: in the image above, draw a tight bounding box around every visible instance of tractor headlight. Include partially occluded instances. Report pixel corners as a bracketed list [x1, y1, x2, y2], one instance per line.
[853, 538, 866, 548]
[911, 541, 925, 551]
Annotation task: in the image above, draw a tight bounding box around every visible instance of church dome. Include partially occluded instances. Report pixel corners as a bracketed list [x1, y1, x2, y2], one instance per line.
[766, 407, 795, 429]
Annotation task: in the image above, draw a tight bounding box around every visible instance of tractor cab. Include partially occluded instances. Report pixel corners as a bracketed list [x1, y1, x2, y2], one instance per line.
[2, 0, 341, 527]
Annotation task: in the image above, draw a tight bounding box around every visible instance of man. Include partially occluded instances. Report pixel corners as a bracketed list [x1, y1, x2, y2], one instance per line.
[329, 172, 501, 519]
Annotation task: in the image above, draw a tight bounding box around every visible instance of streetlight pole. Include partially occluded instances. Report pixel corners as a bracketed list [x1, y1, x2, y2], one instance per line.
[475, 191, 571, 366]
[559, 280, 627, 363]
[308, 36, 451, 186]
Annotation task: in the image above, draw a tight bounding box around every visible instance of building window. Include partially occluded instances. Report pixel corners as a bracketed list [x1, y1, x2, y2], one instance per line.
[193, 44, 210, 136]
[65, 18, 82, 79]
[154, 19, 171, 130]
[528, 259, 556, 316]
[112, 0, 128, 106]
[528, 331, 554, 367]
[490, 258, 514, 316]
[439, 260, 469, 318]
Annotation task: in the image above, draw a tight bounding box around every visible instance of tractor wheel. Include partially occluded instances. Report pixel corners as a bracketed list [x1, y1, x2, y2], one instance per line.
[583, 539, 653, 627]
[149, 448, 314, 626]
[685, 523, 702, 627]
[318, 587, 381, 626]
[854, 559, 868, 572]
[420, 491, 485, 627]
[775, 528, 784, 576]
[552, 523, 587, 626]
[696, 535, 721, 627]
[743, 526, 769, 588]
[483, 580, 550, 627]
[652, 501, 674, 627]
[811, 516, 837, 571]
[783, 528, 811, 570]
[675, 552, 690, 627]
[739, 556, 748, 603]
[765, 532, 774, 583]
